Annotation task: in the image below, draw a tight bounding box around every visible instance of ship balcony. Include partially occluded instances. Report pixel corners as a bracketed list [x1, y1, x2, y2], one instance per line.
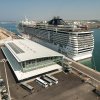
[37, 25, 91, 32]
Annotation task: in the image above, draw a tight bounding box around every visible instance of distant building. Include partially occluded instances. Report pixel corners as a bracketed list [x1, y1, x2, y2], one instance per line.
[1, 39, 64, 81]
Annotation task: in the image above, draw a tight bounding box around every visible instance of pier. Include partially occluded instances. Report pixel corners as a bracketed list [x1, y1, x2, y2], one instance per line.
[64, 58, 100, 86]
[0, 28, 100, 100]
[0, 28, 100, 82]
[0, 27, 100, 84]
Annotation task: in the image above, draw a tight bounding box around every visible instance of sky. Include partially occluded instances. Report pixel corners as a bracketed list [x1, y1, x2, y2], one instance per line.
[0, 0, 100, 21]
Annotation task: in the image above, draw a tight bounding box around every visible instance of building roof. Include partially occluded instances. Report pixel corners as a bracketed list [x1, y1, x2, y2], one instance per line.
[5, 39, 63, 62]
[1, 46, 62, 81]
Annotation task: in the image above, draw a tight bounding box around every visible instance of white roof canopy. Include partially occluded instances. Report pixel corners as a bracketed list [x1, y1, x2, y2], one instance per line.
[5, 39, 63, 62]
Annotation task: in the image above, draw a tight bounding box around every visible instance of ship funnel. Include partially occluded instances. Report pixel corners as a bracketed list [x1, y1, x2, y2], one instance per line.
[48, 16, 66, 26]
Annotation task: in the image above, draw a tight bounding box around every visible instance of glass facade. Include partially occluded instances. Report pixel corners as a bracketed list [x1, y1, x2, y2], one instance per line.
[2, 47, 63, 73]
[21, 56, 63, 72]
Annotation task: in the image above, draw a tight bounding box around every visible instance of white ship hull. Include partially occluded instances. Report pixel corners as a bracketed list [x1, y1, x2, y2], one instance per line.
[18, 17, 94, 61]
[70, 51, 92, 61]
[19, 33, 93, 61]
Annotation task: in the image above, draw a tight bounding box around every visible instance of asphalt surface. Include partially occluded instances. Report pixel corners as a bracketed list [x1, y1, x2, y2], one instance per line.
[64, 59, 100, 83]
[0, 48, 99, 100]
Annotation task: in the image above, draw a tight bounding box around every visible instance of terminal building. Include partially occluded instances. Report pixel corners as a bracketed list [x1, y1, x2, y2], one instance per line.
[1, 39, 64, 81]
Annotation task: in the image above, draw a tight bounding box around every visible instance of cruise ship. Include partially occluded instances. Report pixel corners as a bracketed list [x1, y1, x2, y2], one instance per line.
[17, 17, 94, 61]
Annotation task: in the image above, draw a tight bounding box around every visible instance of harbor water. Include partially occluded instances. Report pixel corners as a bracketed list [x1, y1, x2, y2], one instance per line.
[79, 29, 100, 72]
[0, 22, 100, 72]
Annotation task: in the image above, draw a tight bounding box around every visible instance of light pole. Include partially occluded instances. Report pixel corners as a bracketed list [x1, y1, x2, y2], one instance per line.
[0, 59, 11, 100]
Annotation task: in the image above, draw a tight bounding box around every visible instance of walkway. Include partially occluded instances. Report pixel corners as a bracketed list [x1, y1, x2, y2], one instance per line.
[64, 58, 100, 85]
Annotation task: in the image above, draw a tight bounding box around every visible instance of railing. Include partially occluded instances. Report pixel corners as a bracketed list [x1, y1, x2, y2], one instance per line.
[34, 25, 91, 33]
[64, 58, 100, 88]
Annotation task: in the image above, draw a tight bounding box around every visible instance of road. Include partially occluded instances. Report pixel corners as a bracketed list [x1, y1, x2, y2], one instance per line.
[64, 58, 100, 83]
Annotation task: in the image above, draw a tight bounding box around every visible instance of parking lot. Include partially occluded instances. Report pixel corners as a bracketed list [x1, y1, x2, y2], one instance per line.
[0, 48, 99, 100]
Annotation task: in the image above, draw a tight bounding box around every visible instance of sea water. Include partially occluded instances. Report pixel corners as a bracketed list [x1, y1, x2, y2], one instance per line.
[79, 29, 100, 72]
[0, 22, 19, 34]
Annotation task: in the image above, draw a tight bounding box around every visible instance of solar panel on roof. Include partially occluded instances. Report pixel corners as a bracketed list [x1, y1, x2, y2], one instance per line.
[8, 42, 24, 54]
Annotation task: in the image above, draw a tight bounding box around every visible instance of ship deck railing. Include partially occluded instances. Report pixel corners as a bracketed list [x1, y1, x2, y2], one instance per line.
[34, 24, 91, 32]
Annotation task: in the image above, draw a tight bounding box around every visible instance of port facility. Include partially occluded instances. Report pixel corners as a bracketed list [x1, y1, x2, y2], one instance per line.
[1, 39, 64, 81]
[0, 28, 100, 100]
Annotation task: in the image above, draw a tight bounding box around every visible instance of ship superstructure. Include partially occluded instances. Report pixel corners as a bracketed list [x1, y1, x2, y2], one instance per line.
[18, 17, 94, 61]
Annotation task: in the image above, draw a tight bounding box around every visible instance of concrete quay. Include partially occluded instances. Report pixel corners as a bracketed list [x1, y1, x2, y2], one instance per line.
[64, 58, 100, 86]
[0, 48, 99, 100]
[0, 27, 100, 83]
[0, 27, 100, 99]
